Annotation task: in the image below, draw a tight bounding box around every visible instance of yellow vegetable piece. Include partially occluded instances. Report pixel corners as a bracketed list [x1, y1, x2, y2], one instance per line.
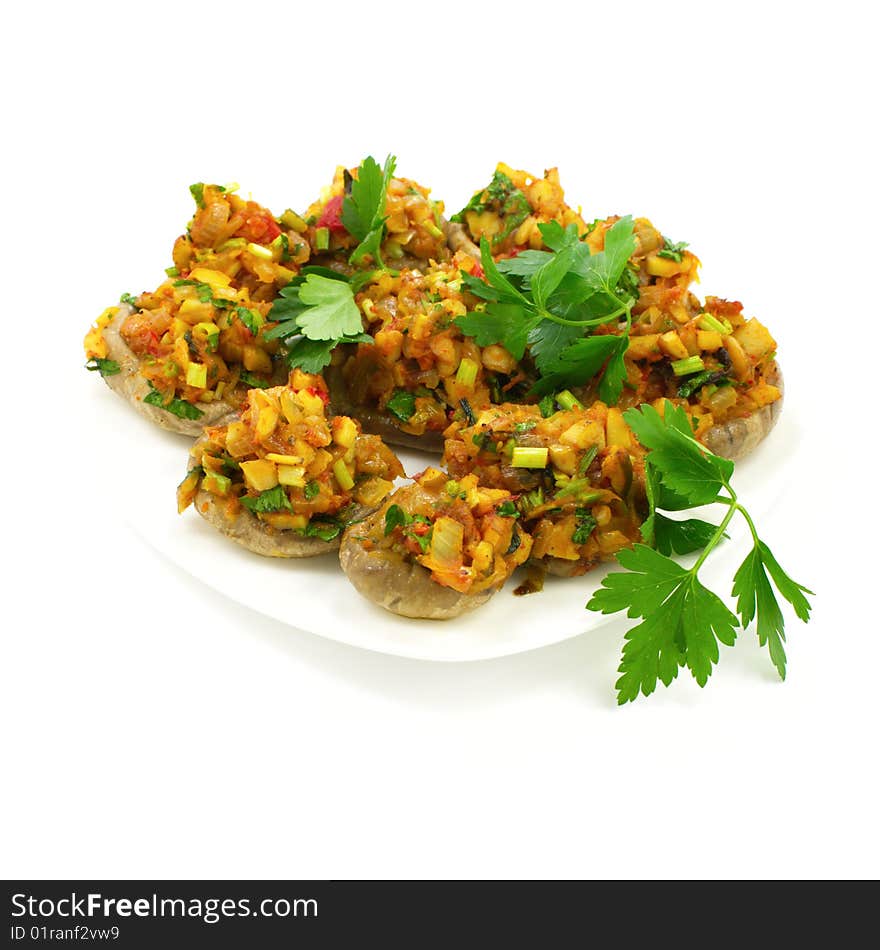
[332, 459, 355, 491]
[605, 408, 632, 449]
[658, 331, 690, 361]
[332, 417, 358, 450]
[265, 453, 303, 465]
[277, 465, 306, 487]
[241, 459, 278, 492]
[178, 298, 214, 324]
[256, 405, 279, 441]
[185, 363, 207, 388]
[645, 254, 681, 278]
[189, 267, 231, 289]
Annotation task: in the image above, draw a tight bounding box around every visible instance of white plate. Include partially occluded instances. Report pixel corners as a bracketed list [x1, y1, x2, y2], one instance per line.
[103, 384, 803, 661]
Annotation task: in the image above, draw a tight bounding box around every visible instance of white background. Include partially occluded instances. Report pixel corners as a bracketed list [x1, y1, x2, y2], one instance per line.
[3, 0, 877, 879]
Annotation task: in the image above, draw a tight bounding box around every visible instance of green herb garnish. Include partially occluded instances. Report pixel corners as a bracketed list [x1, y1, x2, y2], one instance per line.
[238, 371, 270, 389]
[85, 357, 121, 377]
[455, 218, 638, 403]
[572, 508, 597, 545]
[588, 401, 812, 704]
[240, 485, 293, 514]
[342, 154, 397, 267]
[657, 236, 689, 262]
[143, 388, 204, 420]
[385, 389, 416, 423]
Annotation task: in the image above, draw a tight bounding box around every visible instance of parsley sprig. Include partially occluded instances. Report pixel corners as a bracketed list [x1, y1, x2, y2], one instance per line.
[341, 154, 397, 267]
[264, 267, 374, 372]
[588, 401, 813, 704]
[454, 217, 639, 402]
[263, 154, 398, 371]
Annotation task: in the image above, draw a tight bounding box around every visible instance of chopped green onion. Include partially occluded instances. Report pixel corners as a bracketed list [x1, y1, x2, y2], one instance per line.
[281, 209, 307, 232]
[697, 313, 732, 335]
[165, 266, 179, 277]
[556, 389, 583, 411]
[332, 459, 355, 491]
[247, 242, 274, 260]
[576, 444, 600, 477]
[671, 356, 705, 377]
[314, 227, 330, 251]
[223, 181, 240, 193]
[511, 446, 549, 469]
[425, 222, 444, 239]
[194, 322, 219, 351]
[455, 357, 479, 389]
[445, 480, 462, 498]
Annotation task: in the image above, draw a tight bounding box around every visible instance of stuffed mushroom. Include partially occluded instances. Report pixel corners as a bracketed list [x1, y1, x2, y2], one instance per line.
[339, 468, 533, 619]
[178, 371, 404, 557]
[84, 183, 309, 435]
[443, 401, 646, 580]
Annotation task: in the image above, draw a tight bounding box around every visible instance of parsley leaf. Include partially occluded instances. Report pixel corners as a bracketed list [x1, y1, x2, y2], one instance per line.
[579, 216, 637, 297]
[658, 236, 689, 262]
[530, 335, 621, 396]
[302, 516, 342, 541]
[732, 541, 814, 680]
[572, 508, 597, 544]
[295, 275, 364, 341]
[589, 545, 739, 703]
[236, 307, 264, 336]
[189, 182, 205, 208]
[342, 154, 397, 266]
[624, 401, 733, 506]
[143, 388, 204, 420]
[495, 250, 554, 278]
[385, 389, 416, 422]
[85, 357, 121, 377]
[240, 486, 293, 514]
[652, 514, 720, 556]
[456, 303, 541, 361]
[238, 371, 271, 389]
[384, 504, 411, 535]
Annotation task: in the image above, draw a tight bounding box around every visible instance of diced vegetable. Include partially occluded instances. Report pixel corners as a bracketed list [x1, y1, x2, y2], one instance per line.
[241, 459, 279, 491]
[333, 459, 355, 491]
[511, 446, 549, 468]
[671, 356, 705, 376]
[455, 357, 479, 389]
[427, 517, 465, 567]
[186, 363, 207, 388]
[556, 389, 583, 411]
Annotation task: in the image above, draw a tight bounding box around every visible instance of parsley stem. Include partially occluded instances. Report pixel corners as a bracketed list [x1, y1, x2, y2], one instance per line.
[536, 299, 631, 329]
[734, 500, 761, 547]
[690, 488, 738, 574]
